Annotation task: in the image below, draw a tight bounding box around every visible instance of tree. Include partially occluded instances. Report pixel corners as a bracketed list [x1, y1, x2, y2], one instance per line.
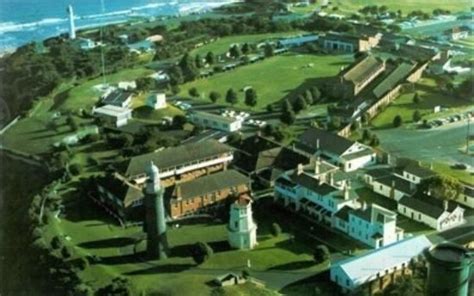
[370, 135, 380, 147]
[179, 52, 199, 82]
[205, 51, 215, 65]
[225, 88, 238, 105]
[413, 110, 422, 122]
[313, 245, 330, 263]
[244, 88, 257, 107]
[195, 54, 203, 68]
[362, 130, 371, 144]
[61, 246, 72, 259]
[304, 90, 314, 105]
[135, 77, 155, 91]
[413, 92, 420, 104]
[282, 99, 292, 113]
[66, 115, 79, 132]
[457, 75, 474, 101]
[169, 65, 184, 85]
[393, 115, 403, 127]
[229, 44, 242, 58]
[171, 85, 180, 95]
[69, 163, 82, 176]
[293, 96, 307, 113]
[264, 43, 274, 57]
[271, 223, 282, 237]
[310, 86, 322, 102]
[420, 176, 463, 201]
[188, 87, 199, 97]
[51, 236, 63, 250]
[281, 109, 296, 125]
[242, 43, 250, 55]
[209, 91, 221, 103]
[383, 276, 420, 296]
[173, 115, 187, 129]
[96, 277, 133, 296]
[191, 242, 213, 265]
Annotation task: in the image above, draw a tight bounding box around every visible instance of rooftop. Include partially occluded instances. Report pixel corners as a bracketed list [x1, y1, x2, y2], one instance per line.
[333, 235, 432, 286]
[125, 140, 233, 177]
[296, 128, 355, 156]
[350, 204, 396, 224]
[342, 55, 384, 85]
[403, 164, 436, 179]
[174, 170, 249, 200]
[102, 90, 133, 106]
[399, 194, 462, 219]
[372, 62, 415, 99]
[375, 174, 415, 194]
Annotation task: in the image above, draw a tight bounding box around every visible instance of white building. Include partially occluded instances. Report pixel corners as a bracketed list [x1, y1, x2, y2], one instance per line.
[457, 184, 474, 209]
[117, 81, 137, 91]
[92, 105, 132, 127]
[188, 111, 243, 132]
[398, 194, 465, 231]
[330, 235, 432, 293]
[295, 128, 376, 172]
[274, 160, 359, 224]
[371, 175, 416, 201]
[398, 164, 436, 184]
[147, 93, 167, 110]
[149, 71, 170, 82]
[333, 204, 404, 249]
[228, 195, 258, 250]
[67, 5, 76, 40]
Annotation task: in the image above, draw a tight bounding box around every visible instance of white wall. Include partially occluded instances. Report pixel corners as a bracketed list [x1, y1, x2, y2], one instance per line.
[373, 182, 405, 201]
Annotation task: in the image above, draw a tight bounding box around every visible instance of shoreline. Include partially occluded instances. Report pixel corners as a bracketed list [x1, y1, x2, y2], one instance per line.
[0, 0, 239, 56]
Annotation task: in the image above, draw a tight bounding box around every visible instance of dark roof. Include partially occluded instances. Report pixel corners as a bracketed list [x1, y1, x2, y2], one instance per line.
[350, 204, 396, 223]
[372, 62, 415, 98]
[296, 128, 355, 156]
[399, 194, 460, 219]
[403, 164, 436, 179]
[463, 185, 474, 197]
[175, 170, 249, 200]
[125, 140, 232, 176]
[322, 32, 364, 44]
[290, 173, 338, 196]
[375, 175, 415, 194]
[102, 90, 132, 106]
[334, 206, 352, 221]
[342, 55, 384, 85]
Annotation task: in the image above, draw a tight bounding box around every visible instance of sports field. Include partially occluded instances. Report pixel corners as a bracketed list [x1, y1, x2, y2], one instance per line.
[180, 53, 353, 111]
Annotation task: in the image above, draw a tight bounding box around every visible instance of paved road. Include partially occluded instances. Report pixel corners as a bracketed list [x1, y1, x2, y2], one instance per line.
[375, 121, 473, 166]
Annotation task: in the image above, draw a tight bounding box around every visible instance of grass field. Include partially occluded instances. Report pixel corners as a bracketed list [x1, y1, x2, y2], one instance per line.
[51, 195, 328, 295]
[332, 0, 472, 14]
[370, 78, 471, 129]
[180, 53, 353, 111]
[191, 32, 305, 56]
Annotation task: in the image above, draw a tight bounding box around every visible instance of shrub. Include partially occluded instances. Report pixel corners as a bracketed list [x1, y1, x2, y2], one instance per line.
[413, 110, 422, 122]
[69, 163, 82, 176]
[51, 236, 63, 250]
[191, 242, 213, 265]
[188, 87, 199, 97]
[61, 246, 72, 259]
[271, 222, 282, 237]
[393, 115, 403, 127]
[313, 245, 330, 263]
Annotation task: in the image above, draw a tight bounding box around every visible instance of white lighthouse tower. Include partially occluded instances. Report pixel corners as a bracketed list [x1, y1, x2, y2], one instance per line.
[228, 195, 257, 250]
[67, 5, 76, 40]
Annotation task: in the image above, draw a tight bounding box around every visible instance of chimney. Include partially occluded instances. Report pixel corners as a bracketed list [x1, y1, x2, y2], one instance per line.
[316, 138, 320, 150]
[362, 201, 367, 210]
[315, 157, 321, 175]
[443, 200, 449, 211]
[297, 163, 304, 175]
[344, 183, 350, 200]
[329, 172, 334, 186]
[175, 183, 182, 200]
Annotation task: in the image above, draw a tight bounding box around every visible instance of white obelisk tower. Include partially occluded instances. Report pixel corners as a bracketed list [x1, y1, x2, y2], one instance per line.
[67, 5, 76, 40]
[228, 195, 257, 250]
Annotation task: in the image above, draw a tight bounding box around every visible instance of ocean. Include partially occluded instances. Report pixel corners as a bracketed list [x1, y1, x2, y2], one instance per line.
[0, 0, 235, 53]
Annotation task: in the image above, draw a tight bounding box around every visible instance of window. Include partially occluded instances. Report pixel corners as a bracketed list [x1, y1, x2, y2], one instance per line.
[234, 221, 238, 228]
[380, 185, 383, 190]
[346, 279, 350, 286]
[418, 213, 421, 220]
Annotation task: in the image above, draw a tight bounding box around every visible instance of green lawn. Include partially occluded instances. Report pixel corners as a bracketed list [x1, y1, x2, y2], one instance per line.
[49, 194, 328, 295]
[59, 67, 154, 111]
[191, 32, 305, 56]
[332, 0, 472, 13]
[370, 78, 471, 129]
[180, 53, 353, 111]
[429, 162, 474, 185]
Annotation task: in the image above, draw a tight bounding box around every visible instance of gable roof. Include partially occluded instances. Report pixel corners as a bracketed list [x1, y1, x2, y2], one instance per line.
[342, 55, 384, 85]
[372, 62, 415, 98]
[398, 194, 461, 219]
[175, 170, 249, 200]
[102, 90, 133, 106]
[374, 174, 415, 194]
[403, 164, 436, 179]
[296, 128, 355, 156]
[332, 236, 432, 287]
[125, 140, 232, 176]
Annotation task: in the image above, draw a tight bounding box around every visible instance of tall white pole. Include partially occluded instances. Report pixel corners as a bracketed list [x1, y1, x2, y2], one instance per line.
[67, 5, 76, 39]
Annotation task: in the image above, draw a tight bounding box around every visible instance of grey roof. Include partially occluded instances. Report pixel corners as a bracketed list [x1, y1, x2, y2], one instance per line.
[375, 175, 415, 194]
[365, 168, 393, 179]
[403, 164, 436, 179]
[175, 170, 249, 200]
[103, 90, 133, 106]
[125, 140, 233, 176]
[290, 173, 338, 196]
[350, 204, 396, 224]
[296, 128, 355, 156]
[372, 62, 415, 98]
[334, 206, 352, 221]
[343, 55, 384, 85]
[399, 194, 460, 219]
[340, 148, 374, 161]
